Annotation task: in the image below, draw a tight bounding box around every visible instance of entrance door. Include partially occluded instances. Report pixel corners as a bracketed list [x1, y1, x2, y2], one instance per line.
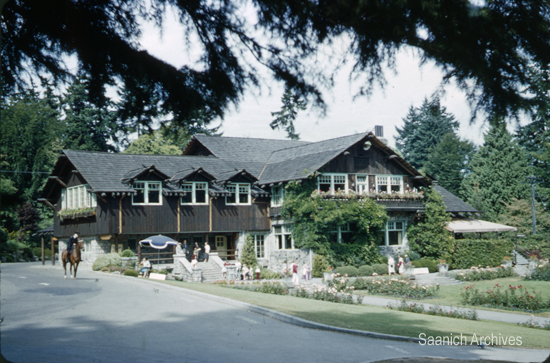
[215, 235, 227, 259]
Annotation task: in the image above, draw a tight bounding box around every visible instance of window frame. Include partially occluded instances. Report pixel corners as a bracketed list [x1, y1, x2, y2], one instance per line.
[376, 175, 403, 194]
[61, 184, 97, 210]
[180, 182, 209, 205]
[252, 234, 266, 258]
[274, 225, 294, 250]
[383, 219, 407, 246]
[271, 185, 284, 207]
[226, 183, 251, 205]
[317, 173, 348, 194]
[132, 181, 163, 206]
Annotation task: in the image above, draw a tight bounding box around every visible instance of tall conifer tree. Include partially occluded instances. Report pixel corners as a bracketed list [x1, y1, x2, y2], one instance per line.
[461, 122, 530, 221]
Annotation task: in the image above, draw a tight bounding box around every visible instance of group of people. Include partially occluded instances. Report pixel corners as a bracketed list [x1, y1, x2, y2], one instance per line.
[234, 260, 261, 280]
[387, 254, 410, 275]
[281, 261, 311, 286]
[175, 240, 211, 264]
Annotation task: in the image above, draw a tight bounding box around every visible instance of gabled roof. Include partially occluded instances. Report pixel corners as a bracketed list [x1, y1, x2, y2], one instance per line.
[434, 185, 479, 213]
[183, 135, 310, 163]
[258, 133, 370, 184]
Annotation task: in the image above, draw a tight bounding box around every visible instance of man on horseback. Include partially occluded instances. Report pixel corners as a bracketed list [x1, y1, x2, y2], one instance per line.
[65, 232, 80, 264]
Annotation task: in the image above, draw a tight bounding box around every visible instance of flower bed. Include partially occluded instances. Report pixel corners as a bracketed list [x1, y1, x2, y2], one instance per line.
[387, 300, 478, 320]
[461, 284, 550, 312]
[331, 276, 440, 299]
[213, 280, 289, 295]
[452, 266, 517, 281]
[294, 284, 357, 304]
[517, 316, 550, 330]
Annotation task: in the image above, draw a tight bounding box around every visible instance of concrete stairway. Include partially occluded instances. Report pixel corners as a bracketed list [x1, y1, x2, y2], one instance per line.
[197, 261, 223, 283]
[513, 250, 529, 265]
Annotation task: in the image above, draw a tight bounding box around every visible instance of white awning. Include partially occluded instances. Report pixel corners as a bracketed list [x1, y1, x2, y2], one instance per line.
[445, 218, 517, 233]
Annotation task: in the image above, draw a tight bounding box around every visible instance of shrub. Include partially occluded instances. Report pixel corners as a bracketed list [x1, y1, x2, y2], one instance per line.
[358, 265, 374, 277]
[312, 254, 330, 278]
[334, 266, 359, 277]
[419, 258, 438, 273]
[21, 247, 33, 260]
[344, 276, 440, 299]
[372, 263, 387, 275]
[32, 247, 42, 257]
[119, 249, 134, 257]
[124, 269, 139, 277]
[408, 251, 421, 261]
[452, 239, 514, 269]
[260, 268, 280, 280]
[453, 266, 517, 281]
[387, 300, 478, 320]
[525, 264, 550, 281]
[461, 283, 550, 312]
[92, 253, 122, 271]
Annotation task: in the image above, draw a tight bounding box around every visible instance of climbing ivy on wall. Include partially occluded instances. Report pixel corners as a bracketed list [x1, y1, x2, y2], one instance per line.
[281, 178, 388, 267]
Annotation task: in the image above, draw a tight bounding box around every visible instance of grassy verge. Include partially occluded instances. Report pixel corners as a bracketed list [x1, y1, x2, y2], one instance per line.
[159, 280, 550, 349]
[405, 277, 550, 318]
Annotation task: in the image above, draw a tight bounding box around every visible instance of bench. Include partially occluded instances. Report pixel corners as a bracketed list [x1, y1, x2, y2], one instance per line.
[413, 267, 430, 275]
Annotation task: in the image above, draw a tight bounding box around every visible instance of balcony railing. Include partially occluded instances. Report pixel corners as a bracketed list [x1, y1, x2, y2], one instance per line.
[311, 190, 424, 202]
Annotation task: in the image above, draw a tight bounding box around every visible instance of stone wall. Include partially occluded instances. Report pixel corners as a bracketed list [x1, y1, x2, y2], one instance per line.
[268, 248, 312, 273]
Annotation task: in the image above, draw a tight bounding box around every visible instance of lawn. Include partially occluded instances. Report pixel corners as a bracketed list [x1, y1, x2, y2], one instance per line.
[406, 277, 550, 318]
[159, 280, 550, 349]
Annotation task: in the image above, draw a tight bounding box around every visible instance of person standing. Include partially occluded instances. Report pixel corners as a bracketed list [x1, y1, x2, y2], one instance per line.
[193, 242, 201, 261]
[235, 260, 242, 280]
[65, 232, 79, 264]
[398, 255, 405, 275]
[242, 264, 249, 280]
[303, 262, 311, 284]
[388, 255, 395, 275]
[255, 266, 260, 280]
[291, 261, 299, 286]
[204, 242, 211, 262]
[182, 239, 190, 261]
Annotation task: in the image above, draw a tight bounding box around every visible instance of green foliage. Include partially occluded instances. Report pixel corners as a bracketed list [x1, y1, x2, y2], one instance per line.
[387, 300, 478, 320]
[452, 239, 515, 269]
[358, 265, 374, 277]
[372, 264, 388, 275]
[411, 258, 438, 273]
[240, 234, 258, 269]
[123, 131, 182, 155]
[395, 98, 459, 170]
[517, 234, 550, 260]
[424, 133, 476, 196]
[124, 269, 139, 277]
[282, 178, 387, 265]
[498, 198, 550, 239]
[270, 87, 307, 140]
[461, 121, 531, 221]
[461, 284, 550, 312]
[311, 254, 330, 277]
[453, 266, 517, 281]
[407, 186, 454, 260]
[119, 249, 135, 258]
[92, 253, 122, 271]
[259, 268, 281, 280]
[525, 264, 550, 281]
[333, 266, 359, 277]
[347, 277, 440, 299]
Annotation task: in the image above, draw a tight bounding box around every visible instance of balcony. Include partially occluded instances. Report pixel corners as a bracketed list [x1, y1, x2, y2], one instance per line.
[312, 190, 424, 210]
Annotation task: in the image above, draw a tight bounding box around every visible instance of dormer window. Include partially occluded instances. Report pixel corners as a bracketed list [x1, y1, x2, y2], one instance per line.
[132, 181, 162, 205]
[318, 173, 347, 194]
[181, 182, 208, 205]
[226, 183, 250, 205]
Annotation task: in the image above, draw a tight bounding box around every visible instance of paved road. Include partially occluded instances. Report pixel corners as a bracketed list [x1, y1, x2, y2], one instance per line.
[1, 262, 549, 363]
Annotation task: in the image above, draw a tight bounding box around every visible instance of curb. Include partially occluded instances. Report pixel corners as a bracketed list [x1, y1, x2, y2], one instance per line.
[92, 269, 421, 343]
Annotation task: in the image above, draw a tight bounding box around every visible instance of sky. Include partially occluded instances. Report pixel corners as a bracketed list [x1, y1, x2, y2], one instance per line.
[137, 5, 507, 149]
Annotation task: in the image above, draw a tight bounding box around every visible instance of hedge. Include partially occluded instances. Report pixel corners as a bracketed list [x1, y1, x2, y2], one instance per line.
[452, 239, 514, 269]
[412, 258, 438, 273]
[92, 253, 122, 271]
[334, 266, 359, 277]
[358, 265, 374, 276]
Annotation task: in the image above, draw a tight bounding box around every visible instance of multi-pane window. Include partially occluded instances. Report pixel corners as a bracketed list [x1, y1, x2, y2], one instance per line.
[318, 173, 347, 194]
[384, 220, 406, 245]
[226, 183, 250, 205]
[252, 234, 265, 258]
[271, 185, 284, 207]
[274, 225, 293, 250]
[132, 181, 162, 205]
[181, 182, 208, 205]
[376, 175, 403, 193]
[330, 224, 352, 243]
[61, 184, 97, 210]
[356, 175, 368, 194]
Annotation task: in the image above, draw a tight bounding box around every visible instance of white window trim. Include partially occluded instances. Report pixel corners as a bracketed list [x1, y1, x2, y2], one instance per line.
[330, 224, 351, 243]
[132, 181, 163, 206]
[62, 184, 97, 210]
[271, 185, 284, 207]
[274, 225, 294, 250]
[375, 174, 404, 194]
[317, 173, 348, 194]
[226, 183, 251, 205]
[252, 234, 266, 258]
[180, 182, 209, 205]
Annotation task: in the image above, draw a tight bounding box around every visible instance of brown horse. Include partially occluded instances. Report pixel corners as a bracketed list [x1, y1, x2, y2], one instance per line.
[62, 241, 84, 279]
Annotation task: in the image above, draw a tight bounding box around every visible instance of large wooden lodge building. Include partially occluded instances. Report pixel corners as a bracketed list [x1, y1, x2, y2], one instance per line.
[40, 127, 478, 269]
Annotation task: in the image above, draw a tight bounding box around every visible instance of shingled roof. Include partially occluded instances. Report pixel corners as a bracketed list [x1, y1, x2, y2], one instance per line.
[434, 185, 479, 213]
[184, 135, 310, 163]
